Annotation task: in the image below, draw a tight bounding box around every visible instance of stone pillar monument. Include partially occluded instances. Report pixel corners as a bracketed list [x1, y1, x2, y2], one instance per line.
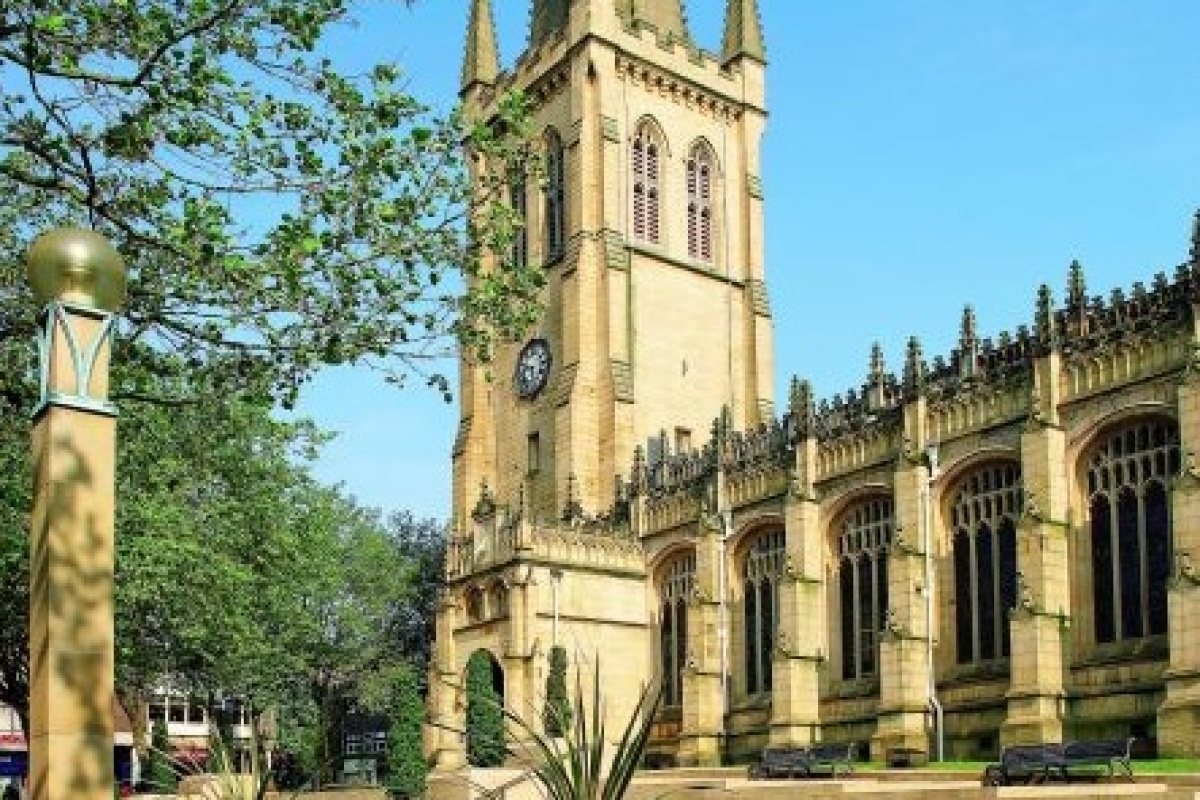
[25, 228, 126, 800]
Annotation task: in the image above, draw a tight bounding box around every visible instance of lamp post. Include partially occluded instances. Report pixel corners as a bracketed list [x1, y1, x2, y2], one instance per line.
[26, 227, 126, 800]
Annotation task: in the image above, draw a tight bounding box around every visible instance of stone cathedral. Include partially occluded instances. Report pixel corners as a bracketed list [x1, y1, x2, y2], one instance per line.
[428, 0, 1200, 767]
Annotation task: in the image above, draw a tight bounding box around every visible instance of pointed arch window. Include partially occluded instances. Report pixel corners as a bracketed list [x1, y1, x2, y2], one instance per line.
[544, 129, 566, 262]
[686, 143, 715, 262]
[509, 174, 527, 268]
[465, 587, 485, 624]
[951, 463, 1021, 665]
[1086, 418, 1179, 645]
[658, 551, 695, 707]
[488, 580, 508, 619]
[631, 122, 661, 244]
[743, 529, 785, 695]
[836, 498, 892, 681]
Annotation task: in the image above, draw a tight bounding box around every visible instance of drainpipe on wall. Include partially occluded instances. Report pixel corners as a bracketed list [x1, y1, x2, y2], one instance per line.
[550, 568, 562, 647]
[922, 444, 944, 762]
[719, 508, 733, 756]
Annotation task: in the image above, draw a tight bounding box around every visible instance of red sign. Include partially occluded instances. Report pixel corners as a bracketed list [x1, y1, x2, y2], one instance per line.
[0, 733, 26, 748]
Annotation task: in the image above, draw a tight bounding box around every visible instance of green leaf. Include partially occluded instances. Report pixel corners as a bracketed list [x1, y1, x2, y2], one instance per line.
[35, 14, 67, 32]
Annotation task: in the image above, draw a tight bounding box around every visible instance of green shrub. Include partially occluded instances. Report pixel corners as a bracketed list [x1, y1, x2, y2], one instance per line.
[465, 650, 505, 767]
[542, 646, 571, 737]
[386, 663, 428, 799]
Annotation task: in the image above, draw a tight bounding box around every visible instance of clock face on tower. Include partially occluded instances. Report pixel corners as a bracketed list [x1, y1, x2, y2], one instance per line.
[515, 338, 552, 399]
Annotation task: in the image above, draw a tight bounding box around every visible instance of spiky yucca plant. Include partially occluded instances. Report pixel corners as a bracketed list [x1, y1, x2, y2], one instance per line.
[542, 646, 572, 737]
[501, 663, 661, 800]
[148, 723, 280, 800]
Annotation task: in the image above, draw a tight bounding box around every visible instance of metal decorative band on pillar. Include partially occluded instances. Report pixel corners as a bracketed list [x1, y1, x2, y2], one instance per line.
[25, 226, 127, 419]
[34, 300, 118, 418]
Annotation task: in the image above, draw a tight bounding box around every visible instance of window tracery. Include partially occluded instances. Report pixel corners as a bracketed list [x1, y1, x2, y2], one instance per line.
[835, 498, 892, 681]
[742, 529, 785, 694]
[1086, 418, 1179, 644]
[659, 551, 695, 707]
[950, 463, 1021, 665]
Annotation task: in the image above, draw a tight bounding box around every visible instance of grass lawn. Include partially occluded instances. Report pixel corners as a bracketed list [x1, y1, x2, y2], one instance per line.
[1132, 759, 1200, 774]
[853, 761, 986, 772]
[851, 759, 1200, 774]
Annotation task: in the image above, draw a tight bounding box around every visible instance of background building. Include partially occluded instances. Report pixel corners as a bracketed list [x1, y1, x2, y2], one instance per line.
[432, 0, 1200, 768]
[0, 700, 134, 792]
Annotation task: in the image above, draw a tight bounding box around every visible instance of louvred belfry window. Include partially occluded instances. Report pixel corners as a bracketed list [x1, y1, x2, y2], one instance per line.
[545, 129, 566, 261]
[686, 143, 714, 262]
[632, 123, 660, 243]
[509, 176, 527, 268]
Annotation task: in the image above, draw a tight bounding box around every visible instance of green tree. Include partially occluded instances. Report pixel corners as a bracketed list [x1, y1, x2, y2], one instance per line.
[109, 395, 335, 754]
[386, 512, 447, 680]
[465, 651, 505, 768]
[542, 646, 571, 738]
[294, 496, 429, 786]
[385, 662, 427, 799]
[0, 1, 536, 747]
[0, 384, 420, 767]
[148, 718, 177, 793]
[0, 373, 30, 736]
[0, 1, 543, 408]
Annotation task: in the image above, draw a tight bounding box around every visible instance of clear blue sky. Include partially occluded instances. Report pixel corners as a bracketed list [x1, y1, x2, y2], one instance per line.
[295, 1, 1200, 522]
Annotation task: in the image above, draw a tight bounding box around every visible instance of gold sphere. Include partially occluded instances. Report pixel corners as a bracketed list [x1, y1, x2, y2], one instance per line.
[26, 227, 127, 312]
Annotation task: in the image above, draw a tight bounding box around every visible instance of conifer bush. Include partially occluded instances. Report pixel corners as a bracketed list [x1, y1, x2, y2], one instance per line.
[542, 646, 572, 737]
[465, 651, 506, 767]
[387, 663, 428, 798]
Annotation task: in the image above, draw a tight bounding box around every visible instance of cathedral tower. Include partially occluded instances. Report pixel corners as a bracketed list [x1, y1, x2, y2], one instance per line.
[453, 0, 774, 527]
[429, 0, 772, 772]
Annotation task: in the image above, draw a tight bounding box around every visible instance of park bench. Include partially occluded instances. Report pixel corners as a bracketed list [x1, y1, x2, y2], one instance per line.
[749, 743, 857, 779]
[981, 738, 1135, 786]
[982, 743, 1065, 786]
[1059, 738, 1135, 782]
[748, 747, 809, 779]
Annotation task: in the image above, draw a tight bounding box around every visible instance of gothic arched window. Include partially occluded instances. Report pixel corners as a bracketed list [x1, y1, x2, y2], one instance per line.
[509, 174, 527, 268]
[742, 529, 785, 695]
[632, 122, 661, 244]
[489, 581, 508, 619]
[835, 498, 892, 681]
[465, 587, 484, 624]
[659, 551, 695, 707]
[1086, 418, 1179, 644]
[950, 463, 1021, 665]
[544, 129, 566, 262]
[686, 143, 715, 262]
